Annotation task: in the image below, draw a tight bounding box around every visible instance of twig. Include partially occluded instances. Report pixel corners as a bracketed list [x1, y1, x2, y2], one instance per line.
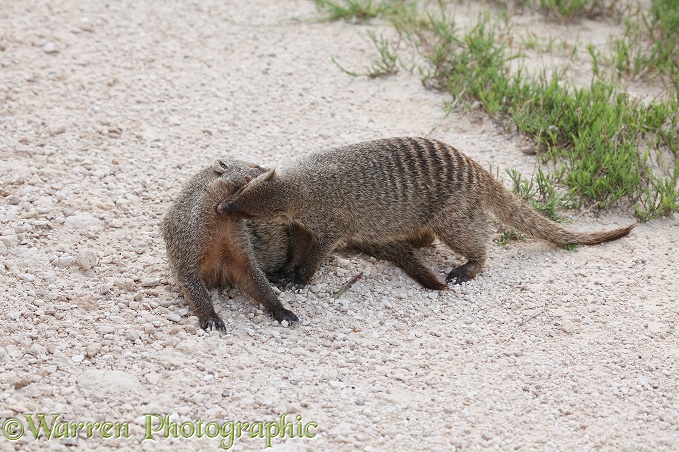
[504, 305, 546, 343]
[333, 272, 363, 299]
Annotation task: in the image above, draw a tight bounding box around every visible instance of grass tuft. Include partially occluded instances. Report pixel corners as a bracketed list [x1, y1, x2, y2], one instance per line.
[313, 0, 400, 23]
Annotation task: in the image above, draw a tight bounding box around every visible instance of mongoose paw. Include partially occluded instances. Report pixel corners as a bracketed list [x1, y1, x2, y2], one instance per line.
[270, 307, 299, 325]
[446, 274, 469, 285]
[199, 315, 227, 332]
[278, 274, 306, 291]
[445, 261, 482, 286]
[280, 281, 306, 291]
[445, 267, 471, 285]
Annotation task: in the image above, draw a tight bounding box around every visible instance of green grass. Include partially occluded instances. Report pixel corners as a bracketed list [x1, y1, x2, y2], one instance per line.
[536, 0, 592, 20]
[496, 228, 525, 245]
[313, 0, 400, 22]
[506, 165, 567, 221]
[315, 0, 679, 220]
[613, 0, 679, 86]
[366, 31, 400, 77]
[512, 0, 621, 22]
[330, 31, 400, 78]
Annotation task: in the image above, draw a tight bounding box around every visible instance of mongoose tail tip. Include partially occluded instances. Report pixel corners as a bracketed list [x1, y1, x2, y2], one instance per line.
[567, 221, 636, 246]
[544, 221, 637, 248]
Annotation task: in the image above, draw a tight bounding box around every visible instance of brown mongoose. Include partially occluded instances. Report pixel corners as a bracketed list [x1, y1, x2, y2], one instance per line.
[161, 158, 300, 331]
[216, 137, 636, 289]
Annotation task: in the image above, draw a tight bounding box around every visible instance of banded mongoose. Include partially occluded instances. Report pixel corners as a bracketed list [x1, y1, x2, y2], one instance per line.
[161, 158, 300, 331]
[216, 137, 636, 289]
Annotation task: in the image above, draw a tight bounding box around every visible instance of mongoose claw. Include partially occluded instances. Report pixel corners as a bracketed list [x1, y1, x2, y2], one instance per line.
[277, 275, 294, 290]
[199, 315, 227, 332]
[447, 275, 468, 285]
[270, 307, 299, 325]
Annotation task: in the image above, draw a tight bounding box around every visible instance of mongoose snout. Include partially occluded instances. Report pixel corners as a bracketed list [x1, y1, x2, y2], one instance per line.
[215, 200, 257, 219]
[215, 201, 231, 215]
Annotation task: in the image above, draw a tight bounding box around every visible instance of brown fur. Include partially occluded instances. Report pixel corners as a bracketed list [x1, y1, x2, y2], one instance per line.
[161, 158, 298, 331]
[217, 137, 636, 288]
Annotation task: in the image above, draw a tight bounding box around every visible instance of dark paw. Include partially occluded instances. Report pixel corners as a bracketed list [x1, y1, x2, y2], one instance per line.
[265, 269, 287, 284]
[446, 274, 469, 285]
[270, 307, 299, 324]
[445, 268, 471, 285]
[199, 314, 226, 332]
[445, 262, 481, 286]
[278, 274, 306, 291]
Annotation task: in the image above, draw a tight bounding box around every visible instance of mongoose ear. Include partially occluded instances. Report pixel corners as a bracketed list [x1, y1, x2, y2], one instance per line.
[245, 168, 276, 188]
[246, 162, 268, 174]
[263, 168, 276, 181]
[213, 160, 230, 174]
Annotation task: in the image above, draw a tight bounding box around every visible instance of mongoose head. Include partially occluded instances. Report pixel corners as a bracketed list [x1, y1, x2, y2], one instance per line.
[204, 159, 269, 207]
[216, 168, 294, 222]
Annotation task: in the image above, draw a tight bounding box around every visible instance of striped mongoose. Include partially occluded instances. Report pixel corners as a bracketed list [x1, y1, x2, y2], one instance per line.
[216, 137, 636, 289]
[161, 158, 300, 331]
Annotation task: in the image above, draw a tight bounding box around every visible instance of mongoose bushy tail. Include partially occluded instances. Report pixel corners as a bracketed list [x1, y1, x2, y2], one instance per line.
[217, 137, 636, 289]
[484, 179, 635, 247]
[161, 158, 299, 331]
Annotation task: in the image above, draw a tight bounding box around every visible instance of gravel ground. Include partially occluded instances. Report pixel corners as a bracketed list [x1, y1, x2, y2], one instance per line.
[1, 1, 678, 451]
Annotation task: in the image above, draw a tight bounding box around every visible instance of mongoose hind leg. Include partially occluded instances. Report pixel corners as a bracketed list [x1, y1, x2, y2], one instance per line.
[225, 245, 299, 324]
[233, 265, 299, 323]
[295, 233, 343, 287]
[432, 209, 489, 285]
[274, 223, 316, 291]
[358, 241, 447, 290]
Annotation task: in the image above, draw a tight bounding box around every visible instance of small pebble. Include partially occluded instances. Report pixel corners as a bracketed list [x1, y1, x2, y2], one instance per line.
[43, 42, 58, 53]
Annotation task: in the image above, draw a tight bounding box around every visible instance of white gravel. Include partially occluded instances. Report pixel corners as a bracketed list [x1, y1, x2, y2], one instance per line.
[1, 1, 678, 451]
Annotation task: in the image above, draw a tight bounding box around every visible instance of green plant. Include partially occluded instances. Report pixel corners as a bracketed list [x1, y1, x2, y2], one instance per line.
[506, 166, 566, 221]
[366, 31, 400, 77]
[313, 0, 396, 22]
[496, 227, 525, 245]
